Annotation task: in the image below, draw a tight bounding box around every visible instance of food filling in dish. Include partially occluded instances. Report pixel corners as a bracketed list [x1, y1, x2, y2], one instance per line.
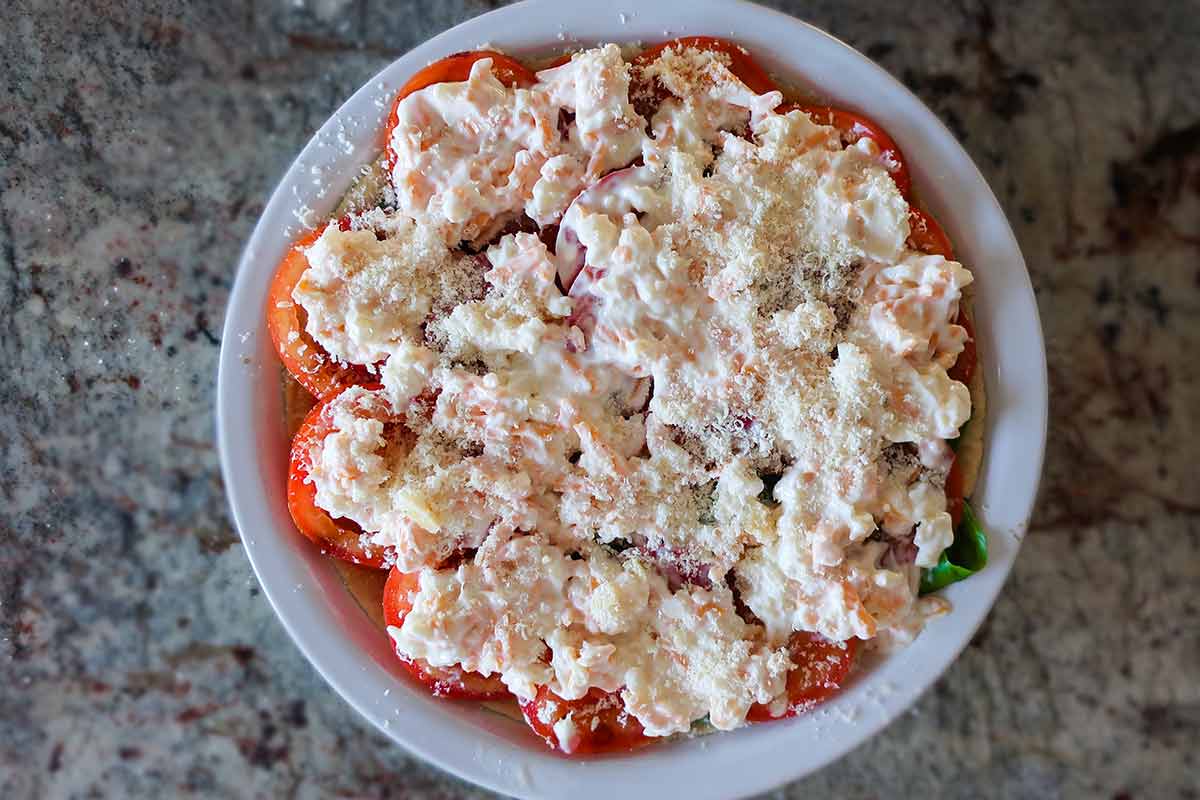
[267, 38, 987, 754]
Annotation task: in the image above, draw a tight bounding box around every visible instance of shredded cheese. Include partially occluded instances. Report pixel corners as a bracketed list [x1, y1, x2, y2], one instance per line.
[300, 44, 975, 738]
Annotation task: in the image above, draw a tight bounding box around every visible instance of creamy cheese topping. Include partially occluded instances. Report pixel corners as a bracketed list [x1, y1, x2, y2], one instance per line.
[387, 44, 648, 239]
[297, 44, 973, 737]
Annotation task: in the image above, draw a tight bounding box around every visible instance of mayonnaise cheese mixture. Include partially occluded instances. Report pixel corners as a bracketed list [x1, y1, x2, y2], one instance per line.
[294, 43, 973, 738]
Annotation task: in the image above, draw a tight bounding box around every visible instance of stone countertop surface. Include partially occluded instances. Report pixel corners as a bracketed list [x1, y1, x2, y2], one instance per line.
[2, 0, 1197, 797]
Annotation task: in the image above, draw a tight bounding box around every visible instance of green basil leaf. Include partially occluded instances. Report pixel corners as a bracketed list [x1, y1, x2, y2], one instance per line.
[919, 500, 988, 595]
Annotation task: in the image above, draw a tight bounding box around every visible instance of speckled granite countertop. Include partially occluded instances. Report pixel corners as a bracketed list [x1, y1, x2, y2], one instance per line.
[2, 0, 1197, 797]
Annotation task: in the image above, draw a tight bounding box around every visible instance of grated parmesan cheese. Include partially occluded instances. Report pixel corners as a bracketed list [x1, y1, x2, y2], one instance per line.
[302, 44, 975, 738]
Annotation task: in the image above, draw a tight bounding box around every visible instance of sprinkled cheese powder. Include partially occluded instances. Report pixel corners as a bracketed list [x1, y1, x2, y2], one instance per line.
[299, 45, 973, 737]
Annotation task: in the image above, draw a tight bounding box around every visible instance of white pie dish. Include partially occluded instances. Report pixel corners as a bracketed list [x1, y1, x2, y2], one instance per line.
[215, 0, 1047, 797]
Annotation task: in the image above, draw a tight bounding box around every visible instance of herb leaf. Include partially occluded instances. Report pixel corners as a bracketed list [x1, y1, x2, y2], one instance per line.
[919, 500, 988, 595]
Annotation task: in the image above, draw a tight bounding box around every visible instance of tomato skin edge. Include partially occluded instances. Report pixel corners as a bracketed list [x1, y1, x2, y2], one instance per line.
[779, 102, 913, 199]
[907, 206, 954, 259]
[381, 567, 511, 701]
[633, 36, 779, 96]
[266, 218, 371, 400]
[518, 685, 653, 755]
[383, 51, 538, 172]
[286, 384, 388, 568]
[948, 309, 977, 387]
[746, 632, 858, 723]
[946, 453, 966, 528]
[906, 206, 976, 388]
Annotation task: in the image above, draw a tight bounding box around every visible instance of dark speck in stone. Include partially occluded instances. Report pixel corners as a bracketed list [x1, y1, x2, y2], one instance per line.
[1096, 279, 1112, 305]
[177, 705, 219, 724]
[968, 616, 992, 648]
[237, 715, 289, 770]
[231, 646, 255, 666]
[901, 69, 966, 104]
[113, 257, 134, 278]
[283, 700, 308, 728]
[1106, 120, 1200, 251]
[185, 765, 215, 792]
[118, 747, 142, 760]
[1143, 121, 1200, 163]
[1100, 321, 1121, 349]
[239, 63, 257, 81]
[942, 108, 968, 141]
[141, 18, 184, 48]
[1138, 285, 1169, 325]
[1140, 703, 1200, 740]
[47, 742, 63, 773]
[865, 42, 895, 60]
[165, 345, 177, 357]
[186, 311, 220, 346]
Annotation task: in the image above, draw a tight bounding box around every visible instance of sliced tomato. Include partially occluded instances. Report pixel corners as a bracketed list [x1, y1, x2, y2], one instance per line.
[633, 36, 778, 95]
[781, 103, 912, 199]
[287, 384, 389, 567]
[381, 567, 510, 700]
[519, 685, 652, 755]
[382, 565, 420, 627]
[266, 217, 371, 400]
[907, 207, 976, 386]
[747, 631, 857, 722]
[945, 453, 966, 528]
[907, 206, 954, 259]
[383, 51, 538, 172]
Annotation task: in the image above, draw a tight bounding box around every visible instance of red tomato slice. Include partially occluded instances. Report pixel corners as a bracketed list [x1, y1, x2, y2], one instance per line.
[287, 384, 389, 567]
[633, 36, 779, 96]
[747, 631, 857, 722]
[907, 207, 977, 387]
[945, 453, 966, 528]
[383, 51, 538, 172]
[266, 217, 372, 400]
[519, 685, 652, 755]
[382, 564, 420, 627]
[907, 206, 954, 259]
[781, 102, 912, 199]
[381, 567, 511, 700]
